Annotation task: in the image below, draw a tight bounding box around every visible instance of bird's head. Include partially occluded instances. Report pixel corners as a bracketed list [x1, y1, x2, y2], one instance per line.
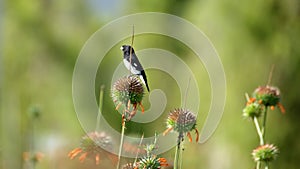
[120, 45, 135, 56]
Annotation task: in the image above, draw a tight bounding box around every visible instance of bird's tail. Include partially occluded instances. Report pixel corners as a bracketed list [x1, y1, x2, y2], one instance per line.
[145, 82, 150, 92]
[139, 75, 150, 92]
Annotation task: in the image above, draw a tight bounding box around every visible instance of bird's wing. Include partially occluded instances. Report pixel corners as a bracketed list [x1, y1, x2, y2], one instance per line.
[126, 53, 144, 71]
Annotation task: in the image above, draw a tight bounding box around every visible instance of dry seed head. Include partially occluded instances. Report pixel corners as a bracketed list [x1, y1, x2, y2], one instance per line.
[111, 75, 144, 105]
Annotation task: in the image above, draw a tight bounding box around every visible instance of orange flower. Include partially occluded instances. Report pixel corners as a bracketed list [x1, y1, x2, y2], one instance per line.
[68, 148, 82, 159]
[68, 131, 117, 165]
[246, 97, 256, 105]
[158, 157, 169, 167]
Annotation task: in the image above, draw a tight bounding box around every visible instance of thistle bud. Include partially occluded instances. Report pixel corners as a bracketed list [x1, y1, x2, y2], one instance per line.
[111, 75, 145, 121]
[252, 144, 279, 163]
[253, 85, 285, 113]
[164, 108, 199, 142]
[139, 156, 168, 169]
[112, 75, 144, 105]
[243, 102, 263, 119]
[253, 86, 280, 107]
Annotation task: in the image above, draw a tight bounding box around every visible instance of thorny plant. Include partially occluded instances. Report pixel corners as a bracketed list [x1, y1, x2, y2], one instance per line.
[243, 66, 285, 169]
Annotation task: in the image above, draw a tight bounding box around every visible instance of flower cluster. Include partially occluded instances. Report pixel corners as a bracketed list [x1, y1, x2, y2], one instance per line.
[163, 108, 199, 142]
[68, 131, 117, 165]
[111, 75, 145, 121]
[243, 85, 285, 119]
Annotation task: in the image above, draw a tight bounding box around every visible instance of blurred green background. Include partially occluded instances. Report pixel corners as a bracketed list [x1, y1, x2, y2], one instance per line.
[1, 0, 300, 168]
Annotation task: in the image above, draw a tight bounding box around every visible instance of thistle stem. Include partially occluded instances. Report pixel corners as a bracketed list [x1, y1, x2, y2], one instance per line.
[174, 142, 180, 169]
[134, 133, 144, 165]
[261, 106, 269, 169]
[253, 107, 268, 169]
[174, 132, 183, 169]
[117, 120, 126, 169]
[265, 164, 269, 169]
[129, 25, 134, 75]
[179, 139, 185, 169]
[253, 117, 264, 145]
[256, 161, 261, 169]
[261, 107, 268, 142]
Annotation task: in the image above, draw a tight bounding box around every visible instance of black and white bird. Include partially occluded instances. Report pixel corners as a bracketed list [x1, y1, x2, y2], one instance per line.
[120, 45, 150, 92]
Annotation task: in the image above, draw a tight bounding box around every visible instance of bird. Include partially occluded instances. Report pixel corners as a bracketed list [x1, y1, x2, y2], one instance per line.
[120, 45, 150, 92]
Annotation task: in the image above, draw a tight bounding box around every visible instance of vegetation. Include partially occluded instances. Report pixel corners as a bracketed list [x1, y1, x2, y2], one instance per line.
[1, 0, 300, 169]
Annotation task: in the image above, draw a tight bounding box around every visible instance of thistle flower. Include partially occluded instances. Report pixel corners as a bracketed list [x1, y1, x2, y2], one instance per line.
[163, 108, 199, 143]
[253, 85, 285, 113]
[243, 102, 263, 119]
[111, 75, 145, 121]
[138, 155, 168, 169]
[252, 144, 279, 163]
[68, 131, 117, 165]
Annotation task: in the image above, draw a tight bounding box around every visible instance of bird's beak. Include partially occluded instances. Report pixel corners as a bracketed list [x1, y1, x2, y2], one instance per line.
[120, 46, 123, 51]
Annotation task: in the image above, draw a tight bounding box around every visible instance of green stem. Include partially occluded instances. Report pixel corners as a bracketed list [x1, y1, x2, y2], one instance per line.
[253, 117, 264, 145]
[253, 116, 263, 169]
[265, 164, 269, 169]
[116, 121, 126, 169]
[174, 132, 183, 169]
[179, 139, 185, 169]
[134, 133, 144, 165]
[31, 118, 36, 169]
[261, 107, 268, 142]
[96, 85, 105, 131]
[253, 107, 269, 169]
[256, 161, 261, 169]
[174, 142, 180, 169]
